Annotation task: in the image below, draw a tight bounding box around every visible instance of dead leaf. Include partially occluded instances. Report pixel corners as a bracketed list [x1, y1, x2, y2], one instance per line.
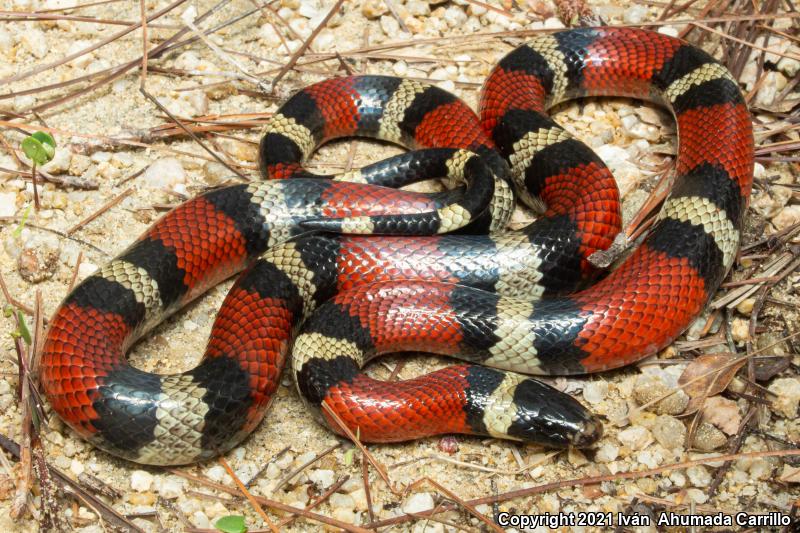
[678, 353, 746, 414]
[780, 465, 800, 483]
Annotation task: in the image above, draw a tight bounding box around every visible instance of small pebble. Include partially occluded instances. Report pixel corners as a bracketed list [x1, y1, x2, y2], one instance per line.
[191, 511, 211, 529]
[658, 26, 680, 37]
[686, 488, 708, 504]
[596, 442, 619, 463]
[142, 157, 186, 191]
[309, 469, 335, 489]
[768, 378, 800, 417]
[651, 415, 686, 449]
[583, 381, 609, 404]
[617, 426, 653, 451]
[687, 465, 711, 487]
[632, 376, 689, 415]
[731, 318, 750, 342]
[380, 14, 400, 37]
[43, 149, 73, 175]
[156, 476, 184, 499]
[443, 5, 467, 27]
[70, 459, 85, 477]
[361, 0, 387, 19]
[692, 422, 727, 451]
[736, 297, 755, 315]
[402, 492, 435, 514]
[752, 186, 792, 219]
[331, 509, 357, 529]
[205, 465, 227, 483]
[329, 492, 354, 509]
[543, 17, 564, 29]
[17, 246, 60, 284]
[130, 470, 154, 492]
[772, 205, 800, 232]
[777, 55, 800, 78]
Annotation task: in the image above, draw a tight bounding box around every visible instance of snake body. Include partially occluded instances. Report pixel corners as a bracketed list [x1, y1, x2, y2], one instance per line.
[41, 28, 753, 465]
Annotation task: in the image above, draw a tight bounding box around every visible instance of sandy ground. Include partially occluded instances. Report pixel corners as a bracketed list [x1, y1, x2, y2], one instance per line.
[1, 0, 799, 531]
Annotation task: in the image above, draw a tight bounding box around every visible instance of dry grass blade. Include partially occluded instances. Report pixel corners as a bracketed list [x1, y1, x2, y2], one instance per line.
[168, 468, 372, 533]
[321, 400, 396, 494]
[365, 449, 800, 529]
[218, 456, 279, 533]
[0, 0, 190, 86]
[66, 187, 133, 235]
[0, 434, 145, 532]
[270, 0, 346, 91]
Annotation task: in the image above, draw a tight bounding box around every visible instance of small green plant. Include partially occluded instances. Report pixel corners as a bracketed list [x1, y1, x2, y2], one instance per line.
[214, 515, 247, 533]
[21, 131, 56, 210]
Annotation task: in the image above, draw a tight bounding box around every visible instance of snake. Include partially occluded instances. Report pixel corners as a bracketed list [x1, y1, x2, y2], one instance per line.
[40, 27, 753, 465]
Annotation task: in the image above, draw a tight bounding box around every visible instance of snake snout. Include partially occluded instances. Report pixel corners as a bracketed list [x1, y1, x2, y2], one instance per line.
[571, 415, 604, 448]
[505, 376, 603, 449]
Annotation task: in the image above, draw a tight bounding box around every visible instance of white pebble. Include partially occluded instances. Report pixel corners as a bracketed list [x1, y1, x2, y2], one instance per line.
[594, 442, 619, 463]
[77, 262, 98, 278]
[686, 488, 708, 504]
[205, 465, 227, 483]
[582, 381, 608, 404]
[543, 17, 564, 29]
[21, 28, 48, 59]
[142, 158, 186, 190]
[275, 452, 294, 469]
[443, 6, 467, 27]
[670, 471, 686, 487]
[777, 56, 800, 78]
[406, 0, 429, 16]
[191, 511, 211, 528]
[687, 465, 711, 487]
[380, 14, 400, 37]
[392, 60, 408, 77]
[658, 26, 680, 37]
[70, 459, 85, 477]
[754, 72, 788, 107]
[130, 470, 154, 492]
[298, 0, 319, 18]
[309, 469, 335, 489]
[156, 476, 184, 499]
[769, 378, 800, 417]
[66, 40, 93, 69]
[402, 492, 435, 514]
[617, 426, 653, 451]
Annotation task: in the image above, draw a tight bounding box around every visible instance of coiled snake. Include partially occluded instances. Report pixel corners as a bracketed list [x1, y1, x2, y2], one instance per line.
[41, 27, 754, 465]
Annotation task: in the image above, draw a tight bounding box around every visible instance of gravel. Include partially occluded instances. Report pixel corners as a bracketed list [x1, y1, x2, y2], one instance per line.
[1, 0, 798, 530]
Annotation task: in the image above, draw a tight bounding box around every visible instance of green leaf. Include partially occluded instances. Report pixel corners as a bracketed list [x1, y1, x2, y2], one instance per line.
[16, 310, 32, 345]
[21, 131, 56, 165]
[31, 131, 55, 148]
[215, 515, 247, 533]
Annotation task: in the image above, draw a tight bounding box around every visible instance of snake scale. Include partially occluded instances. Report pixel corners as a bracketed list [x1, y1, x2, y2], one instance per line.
[40, 27, 754, 465]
